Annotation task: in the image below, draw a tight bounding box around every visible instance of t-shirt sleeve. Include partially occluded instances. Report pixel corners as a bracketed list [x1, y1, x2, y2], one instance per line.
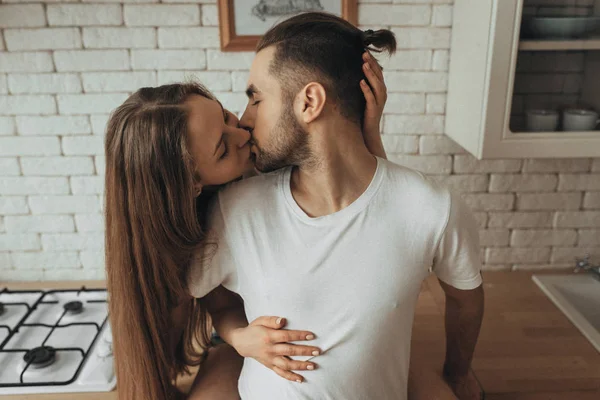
[187, 195, 237, 298]
[432, 190, 483, 290]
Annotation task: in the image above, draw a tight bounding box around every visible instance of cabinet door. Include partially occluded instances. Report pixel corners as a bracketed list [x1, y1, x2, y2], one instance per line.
[447, 0, 600, 159]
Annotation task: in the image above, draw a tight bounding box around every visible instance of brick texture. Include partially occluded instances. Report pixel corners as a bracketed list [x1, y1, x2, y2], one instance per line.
[0, 0, 597, 279]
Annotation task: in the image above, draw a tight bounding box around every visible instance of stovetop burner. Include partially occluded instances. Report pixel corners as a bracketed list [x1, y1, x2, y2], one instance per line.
[63, 300, 83, 315]
[23, 346, 56, 369]
[0, 287, 114, 394]
[0, 302, 4, 316]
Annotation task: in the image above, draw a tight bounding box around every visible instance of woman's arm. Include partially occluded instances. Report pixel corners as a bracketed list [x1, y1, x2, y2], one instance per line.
[361, 51, 388, 160]
[202, 286, 322, 383]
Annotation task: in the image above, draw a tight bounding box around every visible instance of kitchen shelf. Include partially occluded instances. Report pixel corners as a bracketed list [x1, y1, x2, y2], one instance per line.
[490, 130, 600, 158]
[446, 0, 600, 159]
[510, 130, 600, 138]
[519, 38, 600, 51]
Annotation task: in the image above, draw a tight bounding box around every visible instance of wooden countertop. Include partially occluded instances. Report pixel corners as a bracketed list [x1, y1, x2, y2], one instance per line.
[2, 272, 600, 399]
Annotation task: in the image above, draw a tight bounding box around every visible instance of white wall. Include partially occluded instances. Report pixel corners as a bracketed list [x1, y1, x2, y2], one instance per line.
[0, 0, 599, 281]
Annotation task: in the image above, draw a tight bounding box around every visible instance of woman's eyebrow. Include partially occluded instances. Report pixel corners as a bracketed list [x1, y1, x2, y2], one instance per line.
[212, 101, 226, 156]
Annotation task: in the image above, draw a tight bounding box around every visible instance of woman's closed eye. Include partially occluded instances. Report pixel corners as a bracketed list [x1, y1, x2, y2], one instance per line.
[220, 142, 229, 159]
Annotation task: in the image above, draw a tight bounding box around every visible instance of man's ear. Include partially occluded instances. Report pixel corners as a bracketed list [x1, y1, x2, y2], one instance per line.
[296, 82, 327, 124]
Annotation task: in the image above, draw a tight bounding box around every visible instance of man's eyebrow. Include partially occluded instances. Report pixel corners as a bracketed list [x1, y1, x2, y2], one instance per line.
[245, 84, 259, 99]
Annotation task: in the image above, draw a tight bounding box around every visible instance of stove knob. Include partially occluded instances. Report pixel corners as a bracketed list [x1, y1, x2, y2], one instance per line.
[102, 325, 113, 344]
[97, 341, 113, 358]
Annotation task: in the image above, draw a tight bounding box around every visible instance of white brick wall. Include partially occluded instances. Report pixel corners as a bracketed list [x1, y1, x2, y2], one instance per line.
[57, 93, 129, 114]
[5, 215, 75, 233]
[21, 157, 95, 176]
[83, 27, 157, 48]
[0, 75, 7, 94]
[9, 74, 82, 94]
[17, 116, 91, 135]
[158, 27, 219, 48]
[0, 137, 61, 156]
[5, 28, 82, 51]
[0, 117, 16, 135]
[0, 0, 598, 280]
[0, 177, 70, 195]
[54, 50, 130, 72]
[0, 52, 54, 73]
[0, 5, 46, 28]
[124, 5, 200, 26]
[47, 4, 123, 26]
[29, 195, 100, 214]
[358, 5, 432, 26]
[0, 95, 57, 115]
[70, 176, 104, 194]
[82, 72, 156, 92]
[131, 49, 206, 69]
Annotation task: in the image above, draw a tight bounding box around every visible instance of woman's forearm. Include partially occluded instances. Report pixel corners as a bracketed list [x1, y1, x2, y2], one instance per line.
[211, 303, 249, 346]
[364, 133, 387, 160]
[202, 286, 248, 349]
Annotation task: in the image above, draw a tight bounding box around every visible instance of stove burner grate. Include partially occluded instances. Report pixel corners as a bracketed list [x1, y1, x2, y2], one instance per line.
[0, 287, 108, 387]
[0, 302, 4, 316]
[24, 346, 56, 369]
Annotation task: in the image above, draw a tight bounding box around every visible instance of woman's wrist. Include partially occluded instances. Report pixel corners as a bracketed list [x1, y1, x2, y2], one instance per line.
[227, 326, 247, 355]
[363, 129, 386, 159]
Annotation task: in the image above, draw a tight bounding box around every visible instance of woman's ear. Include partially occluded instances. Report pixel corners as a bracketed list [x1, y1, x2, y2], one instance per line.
[194, 182, 203, 197]
[296, 82, 327, 124]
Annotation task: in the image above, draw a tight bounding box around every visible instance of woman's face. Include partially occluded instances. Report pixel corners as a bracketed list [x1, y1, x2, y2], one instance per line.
[185, 94, 253, 187]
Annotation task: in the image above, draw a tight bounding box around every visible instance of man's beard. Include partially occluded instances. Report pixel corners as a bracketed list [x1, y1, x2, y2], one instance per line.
[252, 103, 310, 173]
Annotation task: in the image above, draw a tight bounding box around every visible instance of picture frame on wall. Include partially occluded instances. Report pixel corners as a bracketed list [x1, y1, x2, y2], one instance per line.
[218, 0, 358, 52]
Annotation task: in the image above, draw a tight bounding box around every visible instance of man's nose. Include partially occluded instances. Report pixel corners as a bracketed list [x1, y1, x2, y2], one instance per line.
[239, 106, 254, 132]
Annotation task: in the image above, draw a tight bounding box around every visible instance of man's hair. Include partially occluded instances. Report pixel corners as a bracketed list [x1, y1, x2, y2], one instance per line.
[257, 12, 396, 125]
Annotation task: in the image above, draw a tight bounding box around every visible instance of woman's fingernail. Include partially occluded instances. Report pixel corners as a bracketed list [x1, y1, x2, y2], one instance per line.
[312, 350, 320, 356]
[307, 365, 315, 370]
[306, 334, 315, 340]
[296, 379, 302, 383]
[276, 317, 282, 324]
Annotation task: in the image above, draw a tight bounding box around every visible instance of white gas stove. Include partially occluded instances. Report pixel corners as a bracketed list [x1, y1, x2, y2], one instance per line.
[0, 287, 116, 395]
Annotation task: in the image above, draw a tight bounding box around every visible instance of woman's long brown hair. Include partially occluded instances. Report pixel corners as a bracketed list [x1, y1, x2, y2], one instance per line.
[104, 83, 215, 400]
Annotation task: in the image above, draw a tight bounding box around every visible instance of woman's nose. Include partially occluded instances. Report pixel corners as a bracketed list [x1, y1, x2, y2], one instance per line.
[233, 127, 251, 148]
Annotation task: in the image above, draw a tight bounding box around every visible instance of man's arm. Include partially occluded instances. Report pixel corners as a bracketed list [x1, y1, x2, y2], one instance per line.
[439, 279, 485, 398]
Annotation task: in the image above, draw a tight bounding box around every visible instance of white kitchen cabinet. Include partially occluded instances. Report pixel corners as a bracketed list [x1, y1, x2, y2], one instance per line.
[446, 0, 600, 159]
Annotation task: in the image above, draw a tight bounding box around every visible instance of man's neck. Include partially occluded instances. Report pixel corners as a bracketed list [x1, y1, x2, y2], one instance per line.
[290, 121, 378, 218]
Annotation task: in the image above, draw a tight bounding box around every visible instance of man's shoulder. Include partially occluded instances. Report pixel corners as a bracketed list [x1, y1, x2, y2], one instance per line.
[380, 158, 450, 205]
[217, 168, 287, 211]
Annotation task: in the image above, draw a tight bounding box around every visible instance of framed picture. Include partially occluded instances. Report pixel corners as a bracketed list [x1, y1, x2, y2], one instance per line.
[218, 0, 358, 52]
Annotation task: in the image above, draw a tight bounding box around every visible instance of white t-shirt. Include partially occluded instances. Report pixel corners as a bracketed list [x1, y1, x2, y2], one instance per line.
[188, 157, 482, 400]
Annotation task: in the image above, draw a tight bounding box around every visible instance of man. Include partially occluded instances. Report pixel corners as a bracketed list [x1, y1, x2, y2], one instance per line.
[192, 12, 484, 400]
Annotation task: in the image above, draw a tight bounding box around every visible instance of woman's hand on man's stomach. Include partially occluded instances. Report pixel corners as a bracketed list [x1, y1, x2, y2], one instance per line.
[230, 316, 321, 383]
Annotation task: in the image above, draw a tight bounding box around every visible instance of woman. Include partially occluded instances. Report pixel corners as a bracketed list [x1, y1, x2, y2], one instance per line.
[104, 43, 389, 400]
